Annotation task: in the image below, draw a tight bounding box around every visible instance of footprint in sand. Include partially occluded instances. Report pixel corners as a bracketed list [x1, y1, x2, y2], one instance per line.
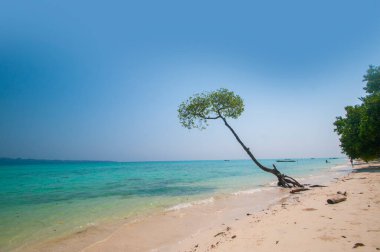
[303, 208, 317, 211]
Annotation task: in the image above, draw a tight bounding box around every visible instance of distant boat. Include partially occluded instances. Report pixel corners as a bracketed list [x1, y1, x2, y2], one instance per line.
[276, 159, 296, 162]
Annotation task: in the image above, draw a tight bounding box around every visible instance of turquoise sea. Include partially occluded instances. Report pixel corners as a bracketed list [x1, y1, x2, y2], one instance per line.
[0, 158, 349, 251]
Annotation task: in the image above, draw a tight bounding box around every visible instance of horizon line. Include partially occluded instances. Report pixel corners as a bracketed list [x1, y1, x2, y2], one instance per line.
[0, 156, 347, 164]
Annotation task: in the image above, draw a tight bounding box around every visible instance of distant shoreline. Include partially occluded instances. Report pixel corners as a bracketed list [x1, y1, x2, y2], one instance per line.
[0, 156, 346, 165]
[0, 158, 116, 165]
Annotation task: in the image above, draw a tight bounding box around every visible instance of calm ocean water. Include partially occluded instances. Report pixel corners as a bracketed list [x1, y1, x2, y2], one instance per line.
[0, 158, 349, 251]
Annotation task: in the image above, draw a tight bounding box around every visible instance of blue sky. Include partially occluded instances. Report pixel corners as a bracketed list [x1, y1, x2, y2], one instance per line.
[1, 0, 380, 161]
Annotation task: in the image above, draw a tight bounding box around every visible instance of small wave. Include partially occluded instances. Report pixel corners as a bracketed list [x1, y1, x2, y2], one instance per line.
[307, 174, 324, 178]
[232, 187, 274, 195]
[78, 222, 97, 229]
[329, 164, 351, 171]
[165, 197, 215, 211]
[269, 181, 277, 186]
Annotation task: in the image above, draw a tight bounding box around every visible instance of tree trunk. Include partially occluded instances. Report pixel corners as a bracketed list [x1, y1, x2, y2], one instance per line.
[220, 117, 303, 188]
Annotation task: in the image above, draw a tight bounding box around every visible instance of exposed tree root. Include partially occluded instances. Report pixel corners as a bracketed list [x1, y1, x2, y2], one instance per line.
[273, 165, 303, 188]
[290, 188, 310, 194]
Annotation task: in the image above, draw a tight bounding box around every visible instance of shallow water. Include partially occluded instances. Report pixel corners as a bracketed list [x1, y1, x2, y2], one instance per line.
[0, 158, 348, 251]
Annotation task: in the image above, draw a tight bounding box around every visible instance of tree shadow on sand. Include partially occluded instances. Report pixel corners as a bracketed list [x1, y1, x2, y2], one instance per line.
[353, 165, 380, 173]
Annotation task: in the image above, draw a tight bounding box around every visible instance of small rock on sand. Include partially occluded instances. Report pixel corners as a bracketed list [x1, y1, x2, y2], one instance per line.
[353, 243, 365, 248]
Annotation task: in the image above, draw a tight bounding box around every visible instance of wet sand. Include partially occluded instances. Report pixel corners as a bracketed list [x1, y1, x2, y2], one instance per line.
[24, 187, 289, 252]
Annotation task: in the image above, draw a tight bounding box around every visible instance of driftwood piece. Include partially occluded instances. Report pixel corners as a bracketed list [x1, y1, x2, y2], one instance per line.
[310, 185, 327, 188]
[214, 232, 225, 237]
[337, 191, 347, 196]
[290, 188, 310, 194]
[353, 242, 365, 248]
[327, 196, 346, 204]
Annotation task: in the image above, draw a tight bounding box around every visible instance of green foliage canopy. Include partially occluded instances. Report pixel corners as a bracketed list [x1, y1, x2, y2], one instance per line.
[363, 65, 380, 94]
[178, 88, 244, 129]
[334, 65, 380, 161]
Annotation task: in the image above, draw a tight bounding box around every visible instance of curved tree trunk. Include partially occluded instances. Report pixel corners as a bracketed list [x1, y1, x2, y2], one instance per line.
[220, 117, 303, 188]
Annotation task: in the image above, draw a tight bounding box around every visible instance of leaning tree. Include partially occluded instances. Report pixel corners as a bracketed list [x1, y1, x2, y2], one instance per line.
[178, 88, 302, 188]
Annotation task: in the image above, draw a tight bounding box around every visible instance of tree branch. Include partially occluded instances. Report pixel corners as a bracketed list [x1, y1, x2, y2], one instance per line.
[204, 116, 221, 120]
[194, 112, 220, 120]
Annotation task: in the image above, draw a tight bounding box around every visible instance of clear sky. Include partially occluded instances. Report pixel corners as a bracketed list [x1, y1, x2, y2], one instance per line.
[1, 0, 380, 161]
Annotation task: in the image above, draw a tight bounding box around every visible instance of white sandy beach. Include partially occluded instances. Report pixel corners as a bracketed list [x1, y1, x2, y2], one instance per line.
[170, 162, 380, 252]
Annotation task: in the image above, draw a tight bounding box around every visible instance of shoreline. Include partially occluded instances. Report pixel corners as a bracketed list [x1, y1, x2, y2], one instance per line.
[23, 184, 291, 252]
[19, 162, 354, 252]
[169, 161, 380, 252]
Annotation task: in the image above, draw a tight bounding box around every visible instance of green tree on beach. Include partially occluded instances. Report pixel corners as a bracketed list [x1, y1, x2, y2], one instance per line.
[178, 88, 303, 188]
[334, 65, 380, 161]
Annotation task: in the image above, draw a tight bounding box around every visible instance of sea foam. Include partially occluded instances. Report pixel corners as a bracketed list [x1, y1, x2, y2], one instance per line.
[232, 187, 274, 195]
[165, 197, 215, 211]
